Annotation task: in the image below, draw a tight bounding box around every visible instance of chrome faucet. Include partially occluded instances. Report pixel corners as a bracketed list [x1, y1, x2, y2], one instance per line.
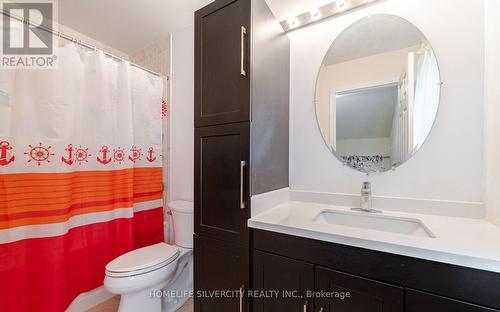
[352, 182, 381, 213]
[360, 181, 372, 211]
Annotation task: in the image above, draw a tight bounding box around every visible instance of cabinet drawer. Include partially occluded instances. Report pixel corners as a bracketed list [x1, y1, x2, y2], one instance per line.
[194, 235, 249, 312]
[315, 267, 404, 312]
[253, 251, 314, 312]
[194, 0, 251, 127]
[406, 289, 500, 312]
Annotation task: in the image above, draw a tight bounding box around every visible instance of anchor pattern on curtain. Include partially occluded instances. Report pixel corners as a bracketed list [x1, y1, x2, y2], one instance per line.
[0, 44, 165, 312]
[0, 142, 160, 167]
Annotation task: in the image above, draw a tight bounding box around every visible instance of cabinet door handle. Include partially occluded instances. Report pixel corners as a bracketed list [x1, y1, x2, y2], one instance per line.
[240, 25, 247, 77]
[303, 300, 308, 312]
[240, 161, 247, 209]
[239, 284, 245, 312]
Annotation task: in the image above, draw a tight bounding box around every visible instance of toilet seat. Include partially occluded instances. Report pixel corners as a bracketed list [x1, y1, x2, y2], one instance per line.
[105, 243, 179, 277]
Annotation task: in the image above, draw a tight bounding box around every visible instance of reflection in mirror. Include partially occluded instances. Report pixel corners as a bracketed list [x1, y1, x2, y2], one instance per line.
[315, 15, 441, 173]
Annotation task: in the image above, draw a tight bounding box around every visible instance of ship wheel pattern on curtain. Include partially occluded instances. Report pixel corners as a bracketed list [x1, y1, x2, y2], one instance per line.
[0, 143, 161, 167]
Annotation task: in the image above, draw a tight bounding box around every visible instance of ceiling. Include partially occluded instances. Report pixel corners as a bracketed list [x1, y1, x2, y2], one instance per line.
[336, 84, 397, 140]
[56, 0, 331, 56]
[57, 0, 213, 55]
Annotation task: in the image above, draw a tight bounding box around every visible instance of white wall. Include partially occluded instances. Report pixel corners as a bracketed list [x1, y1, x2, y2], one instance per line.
[56, 24, 130, 59]
[484, 0, 500, 226]
[130, 37, 171, 76]
[289, 0, 484, 204]
[170, 25, 195, 202]
[168, 0, 214, 203]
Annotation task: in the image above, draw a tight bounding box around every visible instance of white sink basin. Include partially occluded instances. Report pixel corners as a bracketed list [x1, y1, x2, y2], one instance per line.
[313, 210, 435, 238]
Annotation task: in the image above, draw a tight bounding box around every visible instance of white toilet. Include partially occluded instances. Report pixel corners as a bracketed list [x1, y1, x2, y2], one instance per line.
[104, 201, 194, 312]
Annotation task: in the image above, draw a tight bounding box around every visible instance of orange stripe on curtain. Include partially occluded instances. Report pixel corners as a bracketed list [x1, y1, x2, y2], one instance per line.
[0, 167, 161, 183]
[0, 188, 160, 211]
[0, 167, 162, 229]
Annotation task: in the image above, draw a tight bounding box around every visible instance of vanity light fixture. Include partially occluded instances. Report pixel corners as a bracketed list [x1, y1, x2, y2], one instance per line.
[279, 0, 381, 32]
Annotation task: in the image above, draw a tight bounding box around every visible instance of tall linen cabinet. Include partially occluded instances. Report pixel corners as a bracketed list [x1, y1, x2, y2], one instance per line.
[193, 0, 289, 310]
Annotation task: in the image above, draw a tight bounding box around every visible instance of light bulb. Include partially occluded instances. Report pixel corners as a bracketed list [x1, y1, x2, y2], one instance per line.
[336, 0, 346, 7]
[309, 8, 320, 19]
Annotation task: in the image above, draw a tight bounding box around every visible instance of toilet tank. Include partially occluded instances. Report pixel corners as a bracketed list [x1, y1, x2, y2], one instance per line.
[168, 201, 193, 248]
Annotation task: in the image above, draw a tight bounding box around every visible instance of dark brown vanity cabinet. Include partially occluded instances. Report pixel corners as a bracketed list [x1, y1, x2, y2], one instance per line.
[252, 229, 500, 312]
[253, 250, 402, 312]
[194, 0, 289, 311]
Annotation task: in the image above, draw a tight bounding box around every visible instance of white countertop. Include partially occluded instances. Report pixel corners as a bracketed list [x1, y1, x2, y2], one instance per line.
[248, 201, 500, 273]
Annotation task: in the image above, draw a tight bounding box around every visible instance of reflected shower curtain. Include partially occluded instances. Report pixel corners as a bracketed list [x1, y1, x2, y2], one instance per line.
[0, 44, 164, 311]
[391, 52, 415, 165]
[413, 47, 440, 148]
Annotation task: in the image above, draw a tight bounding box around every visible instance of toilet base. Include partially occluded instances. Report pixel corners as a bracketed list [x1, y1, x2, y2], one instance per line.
[119, 289, 162, 312]
[162, 249, 193, 312]
[104, 247, 193, 312]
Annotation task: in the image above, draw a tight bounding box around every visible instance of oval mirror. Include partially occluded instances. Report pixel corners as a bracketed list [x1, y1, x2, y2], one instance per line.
[315, 14, 441, 173]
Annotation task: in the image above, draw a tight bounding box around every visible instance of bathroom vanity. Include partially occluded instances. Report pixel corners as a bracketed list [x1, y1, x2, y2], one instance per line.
[193, 0, 500, 311]
[249, 201, 500, 312]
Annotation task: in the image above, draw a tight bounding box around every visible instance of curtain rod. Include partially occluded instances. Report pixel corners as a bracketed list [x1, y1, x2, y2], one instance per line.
[1, 10, 168, 79]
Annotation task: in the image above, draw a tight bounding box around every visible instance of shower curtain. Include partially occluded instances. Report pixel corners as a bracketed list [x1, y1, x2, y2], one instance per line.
[0, 44, 165, 311]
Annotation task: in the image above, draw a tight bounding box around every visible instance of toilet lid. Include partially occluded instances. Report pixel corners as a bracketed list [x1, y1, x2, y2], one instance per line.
[106, 243, 179, 273]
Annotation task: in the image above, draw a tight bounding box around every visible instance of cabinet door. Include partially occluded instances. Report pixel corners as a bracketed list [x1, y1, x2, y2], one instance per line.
[406, 289, 500, 312]
[315, 267, 403, 312]
[194, 122, 250, 245]
[194, 235, 249, 312]
[194, 0, 251, 127]
[253, 251, 314, 312]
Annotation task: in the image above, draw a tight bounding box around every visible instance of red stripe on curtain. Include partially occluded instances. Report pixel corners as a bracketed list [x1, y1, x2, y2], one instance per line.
[134, 207, 165, 248]
[0, 207, 164, 312]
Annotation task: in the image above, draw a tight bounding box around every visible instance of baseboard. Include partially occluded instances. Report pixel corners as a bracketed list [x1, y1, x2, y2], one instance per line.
[487, 211, 500, 227]
[290, 190, 485, 219]
[66, 286, 115, 312]
[250, 188, 485, 220]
